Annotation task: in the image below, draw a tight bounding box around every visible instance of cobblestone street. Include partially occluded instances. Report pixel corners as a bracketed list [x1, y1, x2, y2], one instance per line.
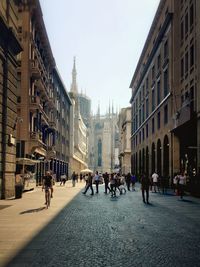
[4, 184, 200, 267]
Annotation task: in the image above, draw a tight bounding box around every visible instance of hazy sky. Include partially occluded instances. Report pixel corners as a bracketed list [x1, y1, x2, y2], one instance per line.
[40, 0, 160, 115]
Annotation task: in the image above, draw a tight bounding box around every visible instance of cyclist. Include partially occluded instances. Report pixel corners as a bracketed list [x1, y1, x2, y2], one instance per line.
[42, 171, 53, 205]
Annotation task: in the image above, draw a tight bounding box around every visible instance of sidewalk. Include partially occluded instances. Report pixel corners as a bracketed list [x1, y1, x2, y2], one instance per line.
[0, 180, 85, 267]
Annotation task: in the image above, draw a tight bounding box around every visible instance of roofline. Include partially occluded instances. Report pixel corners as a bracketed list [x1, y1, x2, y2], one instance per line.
[129, 0, 165, 89]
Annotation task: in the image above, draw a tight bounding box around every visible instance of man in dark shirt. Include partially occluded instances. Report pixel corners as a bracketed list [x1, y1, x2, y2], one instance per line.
[141, 173, 151, 204]
[103, 172, 111, 194]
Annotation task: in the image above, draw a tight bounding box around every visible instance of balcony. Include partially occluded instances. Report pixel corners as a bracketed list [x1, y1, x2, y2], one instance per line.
[49, 120, 57, 130]
[47, 97, 56, 109]
[46, 146, 56, 159]
[35, 78, 49, 100]
[30, 59, 40, 79]
[30, 131, 42, 141]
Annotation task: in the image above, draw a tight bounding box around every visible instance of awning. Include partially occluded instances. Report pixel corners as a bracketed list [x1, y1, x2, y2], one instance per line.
[16, 158, 40, 165]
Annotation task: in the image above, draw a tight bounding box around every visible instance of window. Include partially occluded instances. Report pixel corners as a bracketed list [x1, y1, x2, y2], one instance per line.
[146, 124, 148, 138]
[164, 69, 169, 97]
[152, 89, 155, 111]
[164, 40, 168, 59]
[152, 118, 155, 134]
[181, 58, 184, 78]
[164, 105, 168, 124]
[146, 98, 149, 119]
[157, 80, 161, 105]
[185, 12, 188, 36]
[142, 128, 145, 141]
[185, 52, 188, 74]
[181, 20, 184, 41]
[190, 4, 194, 28]
[146, 77, 149, 93]
[142, 104, 145, 122]
[157, 112, 160, 129]
[139, 109, 141, 126]
[139, 131, 141, 143]
[157, 54, 161, 70]
[152, 65, 155, 81]
[142, 85, 145, 99]
[190, 44, 194, 68]
[97, 139, 102, 167]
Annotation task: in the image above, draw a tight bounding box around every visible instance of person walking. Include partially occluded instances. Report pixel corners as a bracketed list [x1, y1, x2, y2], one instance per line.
[103, 172, 111, 194]
[178, 172, 187, 199]
[71, 171, 76, 187]
[125, 172, 131, 191]
[110, 173, 116, 197]
[131, 173, 136, 191]
[94, 171, 100, 193]
[152, 172, 159, 193]
[141, 173, 151, 204]
[82, 173, 94, 195]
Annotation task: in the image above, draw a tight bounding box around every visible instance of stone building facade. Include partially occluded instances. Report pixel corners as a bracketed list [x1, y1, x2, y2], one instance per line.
[88, 107, 119, 173]
[130, 0, 200, 188]
[0, 0, 22, 198]
[16, 0, 71, 185]
[69, 58, 88, 175]
[118, 107, 131, 174]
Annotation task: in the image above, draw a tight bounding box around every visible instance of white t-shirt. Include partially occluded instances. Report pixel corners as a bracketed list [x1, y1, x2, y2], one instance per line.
[179, 175, 186, 185]
[94, 174, 100, 181]
[152, 173, 158, 183]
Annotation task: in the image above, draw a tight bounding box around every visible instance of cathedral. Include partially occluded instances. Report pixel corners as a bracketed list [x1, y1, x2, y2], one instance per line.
[88, 106, 119, 174]
[69, 58, 119, 174]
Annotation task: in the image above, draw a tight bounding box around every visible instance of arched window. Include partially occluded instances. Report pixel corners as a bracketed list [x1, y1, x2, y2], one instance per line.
[98, 139, 102, 167]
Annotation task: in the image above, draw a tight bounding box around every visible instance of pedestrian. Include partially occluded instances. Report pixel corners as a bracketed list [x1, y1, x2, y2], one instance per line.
[71, 171, 76, 187]
[42, 171, 54, 202]
[131, 173, 136, 191]
[125, 172, 131, 191]
[152, 172, 159, 193]
[60, 174, 67, 186]
[80, 173, 83, 182]
[178, 172, 186, 199]
[82, 173, 94, 195]
[140, 173, 151, 204]
[94, 171, 100, 193]
[110, 173, 117, 197]
[103, 172, 111, 194]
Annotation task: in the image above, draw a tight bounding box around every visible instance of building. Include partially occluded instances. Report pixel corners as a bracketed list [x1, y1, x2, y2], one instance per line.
[78, 91, 91, 128]
[130, 0, 200, 189]
[16, 0, 71, 185]
[0, 0, 22, 198]
[51, 68, 71, 180]
[88, 106, 119, 173]
[69, 58, 88, 174]
[118, 107, 131, 174]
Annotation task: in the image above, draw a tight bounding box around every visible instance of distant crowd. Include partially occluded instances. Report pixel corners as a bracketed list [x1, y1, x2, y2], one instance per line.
[58, 170, 189, 203]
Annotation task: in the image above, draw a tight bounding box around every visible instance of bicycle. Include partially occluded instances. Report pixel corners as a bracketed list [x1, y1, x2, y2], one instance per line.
[44, 186, 51, 208]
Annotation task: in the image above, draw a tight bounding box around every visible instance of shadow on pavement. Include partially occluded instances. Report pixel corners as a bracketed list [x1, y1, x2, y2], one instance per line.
[178, 199, 199, 204]
[19, 207, 47, 214]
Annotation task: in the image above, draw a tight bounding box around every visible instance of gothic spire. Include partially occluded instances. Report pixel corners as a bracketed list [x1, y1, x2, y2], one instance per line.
[70, 56, 78, 94]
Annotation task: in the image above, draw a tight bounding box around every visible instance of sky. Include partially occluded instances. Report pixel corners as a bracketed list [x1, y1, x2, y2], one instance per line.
[40, 0, 160, 115]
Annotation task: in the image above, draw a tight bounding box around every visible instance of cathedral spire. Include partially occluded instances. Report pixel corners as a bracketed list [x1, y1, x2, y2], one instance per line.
[70, 56, 78, 94]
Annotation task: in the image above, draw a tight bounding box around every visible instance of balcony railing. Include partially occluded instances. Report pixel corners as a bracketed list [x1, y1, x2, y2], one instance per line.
[30, 131, 42, 141]
[30, 59, 40, 79]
